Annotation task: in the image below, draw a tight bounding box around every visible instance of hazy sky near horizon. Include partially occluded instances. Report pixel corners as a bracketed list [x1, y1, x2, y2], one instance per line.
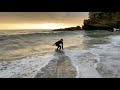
[0, 12, 89, 30]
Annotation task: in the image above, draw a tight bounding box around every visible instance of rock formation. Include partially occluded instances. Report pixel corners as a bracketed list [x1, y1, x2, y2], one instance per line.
[82, 12, 120, 30]
[52, 26, 81, 31]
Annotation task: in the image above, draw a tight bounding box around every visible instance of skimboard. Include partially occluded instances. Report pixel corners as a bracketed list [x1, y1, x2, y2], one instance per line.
[55, 49, 64, 53]
[55, 49, 63, 51]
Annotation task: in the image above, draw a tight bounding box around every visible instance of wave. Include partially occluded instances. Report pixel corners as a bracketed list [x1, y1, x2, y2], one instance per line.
[65, 49, 101, 78]
[0, 31, 81, 40]
[0, 49, 102, 78]
[0, 53, 54, 78]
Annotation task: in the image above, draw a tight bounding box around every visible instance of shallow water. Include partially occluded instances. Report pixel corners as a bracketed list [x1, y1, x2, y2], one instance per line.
[0, 30, 120, 78]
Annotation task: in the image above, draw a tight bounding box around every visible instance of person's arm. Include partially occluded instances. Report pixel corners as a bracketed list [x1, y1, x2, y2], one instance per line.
[52, 42, 56, 46]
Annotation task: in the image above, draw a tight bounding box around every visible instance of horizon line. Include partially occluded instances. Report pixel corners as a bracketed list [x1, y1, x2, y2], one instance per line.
[0, 26, 82, 30]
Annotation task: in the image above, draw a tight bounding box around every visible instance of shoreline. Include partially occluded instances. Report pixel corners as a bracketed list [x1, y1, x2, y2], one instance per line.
[52, 29, 115, 32]
[52, 26, 81, 31]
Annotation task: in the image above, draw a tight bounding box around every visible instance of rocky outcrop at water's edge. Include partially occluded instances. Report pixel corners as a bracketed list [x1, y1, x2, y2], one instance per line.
[52, 26, 81, 31]
[82, 12, 120, 30]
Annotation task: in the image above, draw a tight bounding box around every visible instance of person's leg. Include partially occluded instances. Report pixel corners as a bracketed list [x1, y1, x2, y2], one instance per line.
[59, 45, 61, 50]
[56, 44, 61, 50]
[57, 45, 61, 50]
[56, 45, 59, 50]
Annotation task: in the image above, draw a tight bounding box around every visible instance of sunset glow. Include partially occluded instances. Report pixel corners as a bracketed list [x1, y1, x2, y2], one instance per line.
[0, 12, 89, 30]
[0, 23, 74, 30]
[21, 23, 73, 29]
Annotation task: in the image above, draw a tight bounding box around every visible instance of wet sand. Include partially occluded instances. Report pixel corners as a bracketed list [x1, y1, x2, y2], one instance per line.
[35, 50, 76, 78]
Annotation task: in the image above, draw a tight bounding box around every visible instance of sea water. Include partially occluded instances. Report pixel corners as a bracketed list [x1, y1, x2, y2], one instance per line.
[0, 29, 120, 78]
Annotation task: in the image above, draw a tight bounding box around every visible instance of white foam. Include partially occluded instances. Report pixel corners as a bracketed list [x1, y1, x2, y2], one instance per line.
[0, 49, 103, 78]
[64, 50, 80, 78]
[90, 52, 100, 68]
[77, 65, 101, 78]
[0, 54, 54, 78]
[65, 49, 102, 78]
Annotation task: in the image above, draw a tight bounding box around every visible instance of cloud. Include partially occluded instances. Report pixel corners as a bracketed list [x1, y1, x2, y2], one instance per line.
[0, 12, 88, 26]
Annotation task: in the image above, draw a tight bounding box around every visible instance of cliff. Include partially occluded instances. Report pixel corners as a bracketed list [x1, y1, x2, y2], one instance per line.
[52, 26, 81, 31]
[82, 12, 120, 30]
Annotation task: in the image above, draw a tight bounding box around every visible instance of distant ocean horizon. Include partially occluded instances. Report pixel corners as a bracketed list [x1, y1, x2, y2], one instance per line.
[0, 29, 53, 35]
[0, 29, 53, 31]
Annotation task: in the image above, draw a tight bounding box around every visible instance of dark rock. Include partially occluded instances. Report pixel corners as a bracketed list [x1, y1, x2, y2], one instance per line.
[82, 12, 120, 30]
[52, 26, 81, 31]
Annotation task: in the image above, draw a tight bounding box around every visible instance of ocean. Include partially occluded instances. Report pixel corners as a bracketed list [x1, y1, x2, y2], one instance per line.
[0, 29, 120, 78]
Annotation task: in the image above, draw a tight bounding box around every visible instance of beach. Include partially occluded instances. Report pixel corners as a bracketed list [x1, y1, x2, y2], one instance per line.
[0, 30, 120, 78]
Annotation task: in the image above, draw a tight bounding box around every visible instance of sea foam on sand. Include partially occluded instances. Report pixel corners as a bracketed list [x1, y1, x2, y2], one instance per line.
[0, 54, 54, 78]
[0, 49, 102, 78]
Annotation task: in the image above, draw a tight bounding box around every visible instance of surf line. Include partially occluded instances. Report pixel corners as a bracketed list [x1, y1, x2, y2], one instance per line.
[89, 52, 101, 68]
[71, 59, 80, 78]
[64, 50, 80, 78]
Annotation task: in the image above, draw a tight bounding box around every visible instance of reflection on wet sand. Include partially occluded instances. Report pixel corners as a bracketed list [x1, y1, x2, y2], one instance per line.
[35, 50, 76, 78]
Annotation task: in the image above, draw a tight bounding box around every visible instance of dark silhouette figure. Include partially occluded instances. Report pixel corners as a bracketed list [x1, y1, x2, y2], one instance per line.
[53, 39, 63, 50]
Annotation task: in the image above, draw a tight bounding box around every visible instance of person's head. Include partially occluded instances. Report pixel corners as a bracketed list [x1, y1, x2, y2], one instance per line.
[60, 39, 63, 41]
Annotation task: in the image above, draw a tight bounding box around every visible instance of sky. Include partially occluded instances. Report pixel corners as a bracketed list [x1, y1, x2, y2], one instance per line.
[0, 12, 89, 30]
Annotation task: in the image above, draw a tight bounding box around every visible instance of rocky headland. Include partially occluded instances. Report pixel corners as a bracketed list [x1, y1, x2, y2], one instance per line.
[52, 26, 81, 31]
[82, 12, 120, 30]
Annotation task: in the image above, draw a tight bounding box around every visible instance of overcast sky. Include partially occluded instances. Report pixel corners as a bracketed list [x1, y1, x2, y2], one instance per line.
[0, 12, 89, 29]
